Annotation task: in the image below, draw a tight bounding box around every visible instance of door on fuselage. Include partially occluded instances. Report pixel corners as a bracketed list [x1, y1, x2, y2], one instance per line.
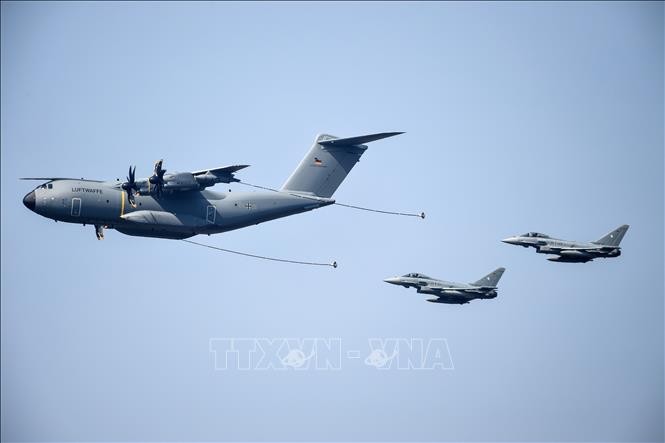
[71, 198, 81, 217]
[206, 205, 216, 224]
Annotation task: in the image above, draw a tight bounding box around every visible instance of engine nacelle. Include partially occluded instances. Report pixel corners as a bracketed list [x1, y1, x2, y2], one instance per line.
[194, 171, 240, 188]
[162, 172, 200, 192]
[483, 290, 498, 299]
[136, 172, 200, 194]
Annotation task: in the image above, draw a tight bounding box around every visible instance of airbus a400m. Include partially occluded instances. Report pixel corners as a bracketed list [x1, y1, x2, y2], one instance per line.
[22, 132, 402, 240]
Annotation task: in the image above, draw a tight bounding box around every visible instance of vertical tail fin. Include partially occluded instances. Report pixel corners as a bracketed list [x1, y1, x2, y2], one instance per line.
[471, 267, 505, 287]
[281, 132, 403, 198]
[593, 224, 629, 246]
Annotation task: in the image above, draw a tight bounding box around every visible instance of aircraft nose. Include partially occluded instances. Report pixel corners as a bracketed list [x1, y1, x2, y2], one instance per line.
[23, 191, 36, 211]
[502, 237, 519, 245]
[383, 277, 400, 285]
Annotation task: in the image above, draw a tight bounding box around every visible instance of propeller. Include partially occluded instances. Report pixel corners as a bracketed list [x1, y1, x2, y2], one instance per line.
[149, 159, 167, 196]
[121, 165, 138, 207]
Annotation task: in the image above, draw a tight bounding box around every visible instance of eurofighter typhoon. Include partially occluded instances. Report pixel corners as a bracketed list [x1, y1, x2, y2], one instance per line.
[21, 132, 402, 240]
[384, 268, 505, 305]
[502, 225, 629, 263]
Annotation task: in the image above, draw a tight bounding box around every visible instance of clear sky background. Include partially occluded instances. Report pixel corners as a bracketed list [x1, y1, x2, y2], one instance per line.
[1, 1, 663, 441]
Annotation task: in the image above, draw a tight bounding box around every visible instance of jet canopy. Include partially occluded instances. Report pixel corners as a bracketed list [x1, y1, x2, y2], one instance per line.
[403, 273, 431, 279]
[521, 232, 550, 238]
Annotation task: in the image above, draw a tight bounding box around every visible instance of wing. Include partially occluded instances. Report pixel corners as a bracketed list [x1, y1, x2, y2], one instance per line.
[20, 177, 103, 182]
[572, 246, 613, 251]
[189, 165, 250, 189]
[114, 164, 251, 196]
[428, 287, 486, 294]
[557, 245, 609, 253]
[453, 288, 489, 294]
[192, 165, 249, 179]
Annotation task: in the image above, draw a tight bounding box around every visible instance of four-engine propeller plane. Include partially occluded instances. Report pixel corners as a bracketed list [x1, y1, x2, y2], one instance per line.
[22, 132, 403, 240]
[502, 225, 629, 263]
[384, 268, 506, 305]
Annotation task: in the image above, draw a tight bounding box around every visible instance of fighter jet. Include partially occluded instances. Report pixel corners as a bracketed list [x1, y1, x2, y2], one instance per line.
[502, 225, 629, 263]
[21, 132, 403, 240]
[383, 268, 505, 305]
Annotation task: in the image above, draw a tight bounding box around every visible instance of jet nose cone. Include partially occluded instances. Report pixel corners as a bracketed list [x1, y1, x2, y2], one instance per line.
[23, 191, 36, 211]
[502, 237, 518, 245]
[384, 277, 400, 285]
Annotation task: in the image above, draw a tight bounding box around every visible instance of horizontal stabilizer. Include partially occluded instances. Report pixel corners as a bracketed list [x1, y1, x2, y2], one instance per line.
[318, 132, 404, 148]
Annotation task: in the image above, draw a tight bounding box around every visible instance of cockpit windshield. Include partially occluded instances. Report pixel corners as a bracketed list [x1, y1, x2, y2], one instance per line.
[521, 232, 550, 238]
[402, 273, 431, 279]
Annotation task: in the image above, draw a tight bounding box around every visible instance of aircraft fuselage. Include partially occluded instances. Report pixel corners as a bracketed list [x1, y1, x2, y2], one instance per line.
[23, 179, 333, 239]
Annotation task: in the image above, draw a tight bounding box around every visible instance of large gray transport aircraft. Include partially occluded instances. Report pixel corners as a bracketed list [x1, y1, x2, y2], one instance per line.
[383, 268, 506, 305]
[22, 132, 402, 240]
[502, 225, 629, 263]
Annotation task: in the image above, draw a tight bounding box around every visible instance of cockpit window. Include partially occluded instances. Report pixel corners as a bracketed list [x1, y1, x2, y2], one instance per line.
[402, 273, 431, 279]
[522, 232, 549, 238]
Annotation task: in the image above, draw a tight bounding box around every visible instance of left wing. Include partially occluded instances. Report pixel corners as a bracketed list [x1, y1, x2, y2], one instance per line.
[427, 287, 487, 295]
[453, 288, 490, 294]
[192, 165, 250, 186]
[192, 164, 249, 177]
[558, 245, 613, 253]
[113, 164, 251, 196]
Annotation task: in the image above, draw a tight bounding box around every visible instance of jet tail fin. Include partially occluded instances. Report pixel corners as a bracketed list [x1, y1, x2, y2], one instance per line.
[281, 132, 404, 198]
[593, 224, 629, 246]
[471, 267, 505, 287]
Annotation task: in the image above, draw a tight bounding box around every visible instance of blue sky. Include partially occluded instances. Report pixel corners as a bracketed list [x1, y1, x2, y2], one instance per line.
[1, 2, 663, 441]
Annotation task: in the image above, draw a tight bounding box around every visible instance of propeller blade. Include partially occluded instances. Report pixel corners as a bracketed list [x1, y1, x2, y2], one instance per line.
[149, 159, 166, 196]
[127, 190, 136, 207]
[153, 159, 165, 176]
[122, 165, 139, 205]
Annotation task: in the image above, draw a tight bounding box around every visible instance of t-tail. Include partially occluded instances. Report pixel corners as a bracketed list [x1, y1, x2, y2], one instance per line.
[593, 224, 629, 247]
[471, 267, 506, 288]
[281, 132, 404, 198]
